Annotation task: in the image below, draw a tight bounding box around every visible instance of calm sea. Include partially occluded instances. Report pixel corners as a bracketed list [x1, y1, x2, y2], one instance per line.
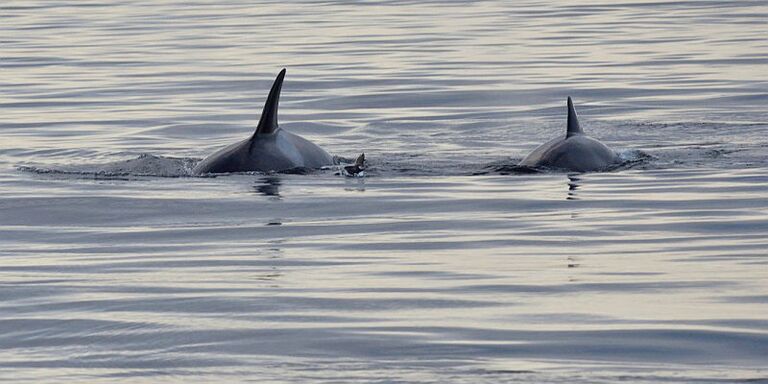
[2, 1, 767, 382]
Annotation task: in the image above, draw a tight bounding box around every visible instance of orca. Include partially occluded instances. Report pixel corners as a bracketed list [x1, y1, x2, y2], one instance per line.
[193, 69, 334, 174]
[518, 97, 619, 172]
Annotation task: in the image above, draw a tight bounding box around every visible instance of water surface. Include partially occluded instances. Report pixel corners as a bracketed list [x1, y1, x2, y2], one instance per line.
[2, 1, 768, 382]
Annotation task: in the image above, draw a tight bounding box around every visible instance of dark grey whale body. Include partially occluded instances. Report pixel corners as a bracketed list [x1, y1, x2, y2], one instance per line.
[193, 69, 334, 175]
[518, 97, 619, 172]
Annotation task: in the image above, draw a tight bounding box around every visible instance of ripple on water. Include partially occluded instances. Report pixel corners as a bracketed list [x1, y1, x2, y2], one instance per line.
[1, 0, 768, 383]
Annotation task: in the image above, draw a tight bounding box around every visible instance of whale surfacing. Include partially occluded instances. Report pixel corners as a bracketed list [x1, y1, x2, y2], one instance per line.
[518, 97, 619, 172]
[193, 69, 334, 175]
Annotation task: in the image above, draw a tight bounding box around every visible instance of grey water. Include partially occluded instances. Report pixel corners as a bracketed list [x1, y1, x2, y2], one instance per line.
[2, 0, 768, 382]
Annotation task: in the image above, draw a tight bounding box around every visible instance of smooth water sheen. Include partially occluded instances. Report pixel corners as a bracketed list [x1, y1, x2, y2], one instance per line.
[2, 1, 767, 382]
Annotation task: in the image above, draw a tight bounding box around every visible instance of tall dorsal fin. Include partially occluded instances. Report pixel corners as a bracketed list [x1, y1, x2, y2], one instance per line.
[566, 96, 583, 138]
[254, 68, 286, 136]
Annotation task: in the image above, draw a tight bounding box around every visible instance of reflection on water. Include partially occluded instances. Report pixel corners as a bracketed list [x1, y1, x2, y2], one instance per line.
[255, 246, 284, 284]
[566, 174, 581, 201]
[344, 177, 366, 192]
[254, 176, 282, 198]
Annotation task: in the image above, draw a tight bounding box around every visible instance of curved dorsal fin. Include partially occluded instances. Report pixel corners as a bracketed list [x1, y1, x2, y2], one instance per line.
[254, 68, 286, 136]
[566, 96, 583, 138]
